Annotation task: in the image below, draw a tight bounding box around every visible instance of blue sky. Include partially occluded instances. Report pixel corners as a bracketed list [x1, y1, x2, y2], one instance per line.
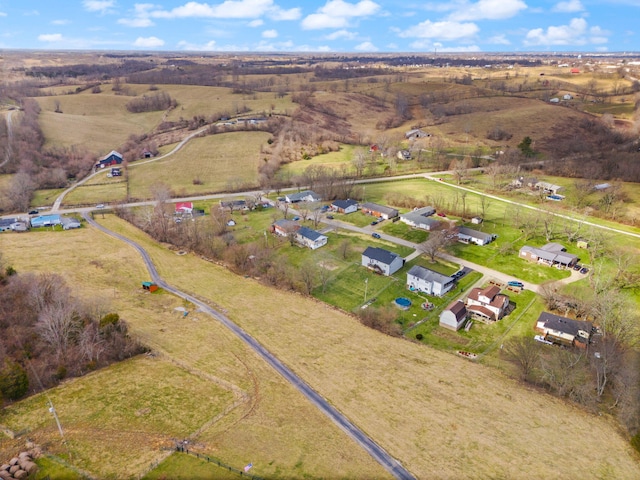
[0, 0, 638, 53]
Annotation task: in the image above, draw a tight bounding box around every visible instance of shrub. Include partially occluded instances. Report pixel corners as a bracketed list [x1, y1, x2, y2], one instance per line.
[416, 333, 424, 341]
[0, 360, 29, 400]
[100, 313, 120, 329]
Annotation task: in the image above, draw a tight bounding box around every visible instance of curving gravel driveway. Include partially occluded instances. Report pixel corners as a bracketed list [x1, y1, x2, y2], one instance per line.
[82, 212, 416, 480]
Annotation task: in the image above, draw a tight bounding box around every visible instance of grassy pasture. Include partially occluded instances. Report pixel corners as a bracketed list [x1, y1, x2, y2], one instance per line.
[63, 180, 128, 206]
[80, 215, 640, 479]
[0, 226, 391, 480]
[157, 84, 296, 122]
[128, 131, 271, 199]
[144, 453, 243, 480]
[34, 94, 163, 152]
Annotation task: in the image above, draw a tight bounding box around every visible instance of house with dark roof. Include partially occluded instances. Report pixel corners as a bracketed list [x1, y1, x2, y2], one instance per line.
[519, 242, 578, 268]
[400, 207, 441, 231]
[296, 226, 328, 250]
[465, 285, 509, 322]
[285, 190, 321, 203]
[0, 218, 17, 232]
[440, 300, 468, 331]
[272, 219, 300, 237]
[535, 312, 593, 348]
[457, 227, 495, 246]
[331, 199, 358, 214]
[360, 202, 398, 220]
[95, 150, 123, 169]
[362, 247, 404, 276]
[219, 199, 247, 211]
[406, 265, 455, 296]
[397, 150, 411, 161]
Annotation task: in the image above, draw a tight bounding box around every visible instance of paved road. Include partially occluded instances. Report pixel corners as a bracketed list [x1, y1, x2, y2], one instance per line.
[82, 212, 416, 480]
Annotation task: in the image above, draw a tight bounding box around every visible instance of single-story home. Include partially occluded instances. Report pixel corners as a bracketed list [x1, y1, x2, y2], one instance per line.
[536, 181, 563, 195]
[400, 206, 441, 231]
[519, 242, 578, 268]
[563, 93, 573, 100]
[10, 221, 28, 232]
[0, 218, 17, 232]
[95, 150, 123, 169]
[406, 265, 455, 296]
[397, 150, 411, 161]
[360, 202, 399, 220]
[535, 312, 593, 348]
[272, 219, 300, 237]
[296, 226, 328, 250]
[61, 216, 81, 230]
[331, 199, 358, 214]
[465, 285, 509, 322]
[405, 129, 429, 139]
[440, 300, 468, 331]
[30, 214, 62, 228]
[285, 190, 321, 203]
[457, 227, 495, 246]
[362, 247, 404, 276]
[219, 199, 247, 211]
[175, 202, 194, 215]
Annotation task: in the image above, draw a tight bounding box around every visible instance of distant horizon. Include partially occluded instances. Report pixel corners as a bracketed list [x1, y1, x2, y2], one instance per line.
[0, 1, 639, 54]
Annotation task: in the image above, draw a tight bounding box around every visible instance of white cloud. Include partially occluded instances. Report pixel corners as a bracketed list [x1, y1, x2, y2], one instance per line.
[355, 41, 378, 51]
[38, 33, 63, 42]
[301, 0, 380, 30]
[51, 19, 71, 25]
[447, 0, 527, 21]
[268, 6, 301, 20]
[0, 12, 6, 17]
[83, 0, 116, 13]
[151, 0, 274, 19]
[134, 36, 165, 47]
[324, 29, 356, 40]
[407, 39, 481, 52]
[488, 34, 510, 45]
[400, 20, 479, 40]
[552, 0, 584, 13]
[248, 19, 264, 26]
[524, 17, 590, 45]
[119, 4, 156, 27]
[262, 29, 278, 38]
[177, 39, 249, 51]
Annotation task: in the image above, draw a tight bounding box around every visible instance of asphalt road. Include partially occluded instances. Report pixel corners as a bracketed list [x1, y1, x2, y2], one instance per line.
[82, 211, 416, 480]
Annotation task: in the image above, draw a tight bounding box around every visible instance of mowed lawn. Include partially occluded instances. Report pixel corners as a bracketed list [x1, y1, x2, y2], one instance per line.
[128, 131, 271, 199]
[0, 227, 391, 480]
[34, 92, 163, 153]
[67, 215, 640, 479]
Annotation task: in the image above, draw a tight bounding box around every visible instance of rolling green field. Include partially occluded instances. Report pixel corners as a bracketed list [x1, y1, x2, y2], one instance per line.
[128, 131, 271, 199]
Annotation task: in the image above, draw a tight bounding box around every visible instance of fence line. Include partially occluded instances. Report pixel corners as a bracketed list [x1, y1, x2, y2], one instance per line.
[175, 445, 264, 480]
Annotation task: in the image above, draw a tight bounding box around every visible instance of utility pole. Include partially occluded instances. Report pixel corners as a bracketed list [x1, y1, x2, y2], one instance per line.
[48, 400, 65, 439]
[364, 277, 369, 303]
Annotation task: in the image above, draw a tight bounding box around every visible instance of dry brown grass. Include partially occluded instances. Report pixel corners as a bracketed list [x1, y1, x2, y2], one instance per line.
[0, 227, 391, 480]
[82, 216, 640, 479]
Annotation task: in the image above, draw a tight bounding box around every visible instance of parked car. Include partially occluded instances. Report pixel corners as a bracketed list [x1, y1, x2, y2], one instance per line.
[573, 264, 582, 271]
[292, 216, 300, 221]
[28, 210, 39, 215]
[96, 204, 105, 209]
[326, 215, 334, 220]
[372, 233, 381, 239]
[580, 267, 589, 274]
[370, 220, 378, 226]
[320, 205, 330, 212]
[507, 280, 524, 288]
[437, 212, 446, 217]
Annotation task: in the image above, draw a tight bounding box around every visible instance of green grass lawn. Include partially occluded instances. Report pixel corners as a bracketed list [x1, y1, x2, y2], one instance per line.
[34, 456, 88, 480]
[380, 220, 428, 243]
[144, 452, 244, 480]
[332, 210, 379, 228]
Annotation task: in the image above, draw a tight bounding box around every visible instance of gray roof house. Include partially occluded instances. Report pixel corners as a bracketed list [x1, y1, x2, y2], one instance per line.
[362, 247, 404, 276]
[360, 202, 399, 220]
[61, 216, 82, 230]
[272, 219, 300, 236]
[406, 265, 455, 296]
[285, 190, 321, 203]
[331, 199, 358, 214]
[405, 129, 429, 139]
[0, 218, 17, 232]
[519, 242, 578, 268]
[400, 207, 441, 231]
[296, 226, 328, 250]
[440, 300, 468, 331]
[535, 312, 592, 349]
[457, 227, 495, 246]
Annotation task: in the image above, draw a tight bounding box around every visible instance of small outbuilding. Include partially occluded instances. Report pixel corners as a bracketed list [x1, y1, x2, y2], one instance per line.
[142, 281, 159, 293]
[440, 300, 468, 331]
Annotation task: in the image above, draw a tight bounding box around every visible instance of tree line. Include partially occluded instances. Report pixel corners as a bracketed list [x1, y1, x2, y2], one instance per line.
[0, 259, 146, 404]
